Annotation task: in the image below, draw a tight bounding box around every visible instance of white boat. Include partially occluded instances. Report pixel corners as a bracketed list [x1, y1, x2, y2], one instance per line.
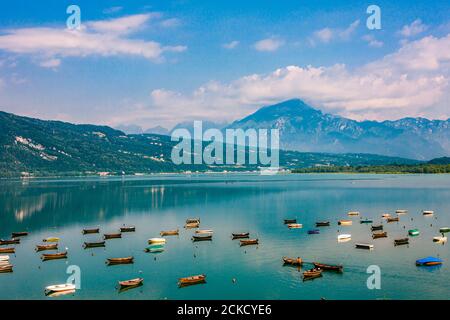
[45, 283, 76, 295]
[396, 209, 408, 214]
[0, 261, 10, 266]
[433, 236, 447, 243]
[338, 220, 352, 226]
[195, 229, 214, 234]
[381, 213, 391, 218]
[347, 211, 360, 216]
[423, 210, 434, 216]
[148, 238, 166, 244]
[287, 223, 302, 229]
[0, 255, 9, 261]
[338, 234, 352, 241]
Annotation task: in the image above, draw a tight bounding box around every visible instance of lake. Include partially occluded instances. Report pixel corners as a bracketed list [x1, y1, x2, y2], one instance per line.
[0, 173, 449, 300]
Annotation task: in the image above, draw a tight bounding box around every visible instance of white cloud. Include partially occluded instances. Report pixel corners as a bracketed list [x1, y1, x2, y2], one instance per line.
[0, 14, 186, 67]
[399, 19, 428, 37]
[222, 40, 239, 49]
[311, 20, 360, 45]
[254, 37, 284, 52]
[160, 18, 181, 28]
[362, 34, 384, 48]
[102, 6, 123, 15]
[120, 33, 450, 127]
[39, 58, 61, 68]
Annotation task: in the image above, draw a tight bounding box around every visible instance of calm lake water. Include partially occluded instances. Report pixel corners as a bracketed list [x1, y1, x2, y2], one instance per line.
[0, 173, 449, 300]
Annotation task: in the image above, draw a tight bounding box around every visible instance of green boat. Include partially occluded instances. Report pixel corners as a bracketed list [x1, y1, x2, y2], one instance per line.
[360, 219, 373, 224]
[439, 227, 450, 233]
[144, 244, 165, 253]
[408, 229, 420, 236]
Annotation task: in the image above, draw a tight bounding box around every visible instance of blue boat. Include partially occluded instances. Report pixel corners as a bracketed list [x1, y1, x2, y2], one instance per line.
[415, 256, 443, 266]
[308, 229, 320, 235]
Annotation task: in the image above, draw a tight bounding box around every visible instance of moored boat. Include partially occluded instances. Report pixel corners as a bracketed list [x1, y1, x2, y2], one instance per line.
[416, 256, 443, 266]
[144, 245, 165, 253]
[303, 268, 322, 281]
[240, 239, 258, 246]
[106, 256, 134, 266]
[372, 231, 388, 239]
[408, 229, 420, 236]
[160, 229, 179, 236]
[338, 220, 352, 226]
[316, 221, 330, 227]
[348, 211, 360, 216]
[0, 264, 13, 273]
[439, 227, 450, 233]
[82, 228, 99, 235]
[284, 219, 297, 224]
[36, 244, 58, 252]
[45, 283, 76, 295]
[148, 238, 166, 245]
[313, 262, 343, 273]
[337, 234, 351, 241]
[381, 213, 391, 219]
[103, 233, 122, 240]
[11, 232, 28, 238]
[387, 217, 399, 223]
[232, 232, 250, 239]
[120, 226, 136, 232]
[355, 243, 374, 250]
[282, 257, 303, 266]
[396, 209, 408, 215]
[0, 238, 20, 245]
[308, 229, 320, 235]
[423, 210, 434, 216]
[178, 274, 206, 287]
[192, 235, 212, 242]
[83, 241, 106, 249]
[360, 219, 373, 224]
[186, 218, 200, 224]
[184, 222, 200, 229]
[371, 225, 383, 231]
[41, 251, 68, 261]
[43, 237, 59, 243]
[195, 229, 214, 234]
[0, 255, 9, 261]
[287, 223, 302, 229]
[0, 247, 15, 254]
[394, 238, 409, 246]
[433, 236, 447, 243]
[118, 278, 143, 290]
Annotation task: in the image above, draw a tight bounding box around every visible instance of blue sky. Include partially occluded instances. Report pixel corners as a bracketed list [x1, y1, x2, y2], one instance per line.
[0, 0, 449, 130]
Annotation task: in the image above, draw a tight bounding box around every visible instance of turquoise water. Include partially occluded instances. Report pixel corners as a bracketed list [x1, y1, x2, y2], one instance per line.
[0, 173, 449, 300]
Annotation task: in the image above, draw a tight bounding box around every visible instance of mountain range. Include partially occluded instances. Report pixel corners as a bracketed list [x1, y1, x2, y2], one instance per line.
[227, 99, 450, 160]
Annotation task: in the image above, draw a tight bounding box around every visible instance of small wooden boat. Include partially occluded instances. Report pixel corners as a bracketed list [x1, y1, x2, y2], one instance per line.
[106, 256, 134, 266]
[160, 229, 179, 236]
[103, 233, 121, 240]
[41, 251, 68, 261]
[337, 234, 351, 241]
[433, 236, 447, 243]
[0, 264, 13, 273]
[284, 219, 297, 224]
[348, 211, 360, 216]
[184, 222, 200, 229]
[387, 217, 399, 223]
[416, 256, 443, 266]
[381, 213, 391, 219]
[195, 229, 214, 234]
[0, 255, 9, 261]
[11, 232, 28, 238]
[148, 238, 166, 245]
[43, 237, 59, 243]
[313, 262, 343, 273]
[316, 221, 330, 227]
[303, 268, 322, 281]
[144, 245, 165, 253]
[192, 235, 212, 242]
[178, 274, 206, 287]
[338, 220, 352, 226]
[371, 225, 383, 231]
[232, 232, 250, 239]
[287, 223, 302, 229]
[240, 239, 258, 246]
[360, 219, 373, 224]
[355, 243, 374, 250]
[408, 229, 420, 236]
[83, 241, 106, 249]
[0, 247, 15, 254]
[120, 226, 136, 232]
[439, 227, 450, 233]
[36, 244, 58, 252]
[0, 260, 10, 266]
[45, 283, 76, 295]
[396, 209, 408, 215]
[282, 257, 303, 266]
[82, 228, 99, 234]
[186, 218, 201, 224]
[308, 229, 320, 235]
[118, 278, 143, 290]
[372, 231, 388, 239]
[394, 238, 409, 246]
[0, 239, 20, 245]
[423, 210, 434, 216]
